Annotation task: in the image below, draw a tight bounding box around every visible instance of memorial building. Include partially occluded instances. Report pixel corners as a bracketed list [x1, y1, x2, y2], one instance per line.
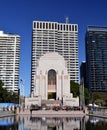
[25, 52, 79, 108]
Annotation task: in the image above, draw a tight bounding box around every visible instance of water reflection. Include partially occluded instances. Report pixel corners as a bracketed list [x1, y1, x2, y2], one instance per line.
[86, 116, 107, 130]
[27, 116, 81, 130]
[0, 115, 107, 130]
[0, 116, 18, 130]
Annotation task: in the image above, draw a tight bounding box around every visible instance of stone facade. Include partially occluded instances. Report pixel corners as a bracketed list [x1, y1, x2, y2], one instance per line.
[25, 52, 79, 107]
[34, 52, 70, 100]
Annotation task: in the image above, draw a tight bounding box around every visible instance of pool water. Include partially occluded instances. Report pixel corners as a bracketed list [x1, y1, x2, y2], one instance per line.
[0, 115, 107, 130]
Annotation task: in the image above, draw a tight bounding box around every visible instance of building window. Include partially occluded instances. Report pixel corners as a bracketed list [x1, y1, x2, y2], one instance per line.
[37, 22, 39, 28]
[48, 69, 56, 85]
[40, 23, 42, 28]
[72, 25, 74, 31]
[43, 23, 45, 29]
[49, 23, 51, 29]
[52, 23, 54, 29]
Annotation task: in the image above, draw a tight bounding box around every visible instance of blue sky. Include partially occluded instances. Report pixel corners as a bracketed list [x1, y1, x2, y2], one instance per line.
[0, 0, 107, 96]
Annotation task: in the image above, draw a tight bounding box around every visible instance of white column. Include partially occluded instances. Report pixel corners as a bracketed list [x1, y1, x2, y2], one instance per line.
[61, 71, 64, 99]
[45, 71, 48, 100]
[39, 70, 42, 97]
[56, 71, 59, 99]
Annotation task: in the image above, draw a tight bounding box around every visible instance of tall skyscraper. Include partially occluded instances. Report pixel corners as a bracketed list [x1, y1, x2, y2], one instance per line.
[85, 26, 107, 92]
[31, 20, 79, 94]
[80, 61, 87, 88]
[0, 31, 20, 93]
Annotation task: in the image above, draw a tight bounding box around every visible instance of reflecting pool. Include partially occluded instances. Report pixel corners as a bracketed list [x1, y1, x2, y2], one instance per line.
[0, 115, 107, 130]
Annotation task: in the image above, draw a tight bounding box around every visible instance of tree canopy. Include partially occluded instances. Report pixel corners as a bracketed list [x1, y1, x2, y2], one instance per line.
[0, 80, 19, 104]
[70, 80, 90, 105]
[70, 80, 79, 97]
[91, 92, 107, 106]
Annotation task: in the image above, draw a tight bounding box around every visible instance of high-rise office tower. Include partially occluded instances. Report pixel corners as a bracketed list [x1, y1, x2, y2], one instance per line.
[80, 61, 87, 88]
[0, 31, 20, 93]
[85, 26, 107, 92]
[31, 20, 79, 94]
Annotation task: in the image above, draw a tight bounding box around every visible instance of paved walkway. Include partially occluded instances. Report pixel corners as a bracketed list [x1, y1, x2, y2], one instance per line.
[1, 109, 107, 119]
[88, 111, 107, 118]
[0, 111, 15, 118]
[0, 109, 87, 118]
[18, 109, 86, 117]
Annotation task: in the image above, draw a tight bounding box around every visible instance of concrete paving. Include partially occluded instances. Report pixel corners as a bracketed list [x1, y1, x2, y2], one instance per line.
[0, 111, 15, 118]
[18, 109, 86, 117]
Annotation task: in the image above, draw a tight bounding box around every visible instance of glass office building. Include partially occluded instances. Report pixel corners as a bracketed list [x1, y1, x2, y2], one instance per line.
[80, 61, 87, 88]
[85, 26, 107, 92]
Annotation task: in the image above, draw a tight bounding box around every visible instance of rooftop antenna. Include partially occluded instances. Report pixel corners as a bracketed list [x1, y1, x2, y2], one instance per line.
[66, 17, 69, 24]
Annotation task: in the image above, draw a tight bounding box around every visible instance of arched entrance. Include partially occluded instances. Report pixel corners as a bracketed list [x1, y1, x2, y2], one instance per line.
[48, 69, 56, 99]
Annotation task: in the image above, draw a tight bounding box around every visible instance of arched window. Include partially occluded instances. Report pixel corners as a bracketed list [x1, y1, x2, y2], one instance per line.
[48, 69, 56, 85]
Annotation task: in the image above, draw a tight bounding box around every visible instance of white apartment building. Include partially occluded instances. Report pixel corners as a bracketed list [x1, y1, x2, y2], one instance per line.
[0, 31, 20, 93]
[31, 20, 79, 94]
